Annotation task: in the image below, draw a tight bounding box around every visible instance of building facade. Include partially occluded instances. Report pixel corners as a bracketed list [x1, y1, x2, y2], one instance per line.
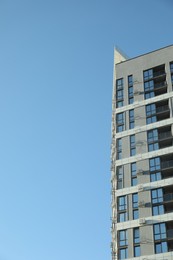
[111, 45, 173, 260]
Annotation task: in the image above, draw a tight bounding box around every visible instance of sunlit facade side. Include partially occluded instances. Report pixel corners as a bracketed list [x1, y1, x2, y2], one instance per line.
[111, 45, 173, 260]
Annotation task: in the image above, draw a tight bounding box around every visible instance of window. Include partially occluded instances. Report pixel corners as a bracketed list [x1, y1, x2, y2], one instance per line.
[170, 62, 173, 85]
[155, 242, 168, 254]
[150, 157, 161, 182]
[154, 223, 166, 240]
[144, 80, 154, 99]
[170, 62, 173, 73]
[128, 75, 134, 104]
[129, 109, 134, 129]
[130, 135, 136, 156]
[118, 196, 127, 211]
[117, 138, 122, 160]
[134, 228, 140, 244]
[144, 65, 166, 100]
[117, 78, 123, 89]
[116, 78, 124, 108]
[116, 90, 124, 107]
[151, 188, 164, 216]
[147, 129, 159, 151]
[144, 69, 153, 81]
[134, 228, 140, 257]
[146, 104, 156, 124]
[118, 196, 127, 222]
[132, 193, 139, 220]
[154, 223, 168, 254]
[119, 248, 128, 259]
[116, 113, 125, 133]
[134, 246, 140, 257]
[144, 80, 154, 92]
[118, 230, 128, 259]
[131, 162, 137, 186]
[119, 230, 128, 246]
[117, 166, 123, 189]
[128, 75, 133, 86]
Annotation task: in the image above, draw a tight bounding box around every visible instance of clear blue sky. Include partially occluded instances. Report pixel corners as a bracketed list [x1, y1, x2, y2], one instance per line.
[0, 1, 172, 260]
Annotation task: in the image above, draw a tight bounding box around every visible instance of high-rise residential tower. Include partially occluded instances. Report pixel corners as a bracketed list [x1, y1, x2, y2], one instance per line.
[111, 45, 173, 260]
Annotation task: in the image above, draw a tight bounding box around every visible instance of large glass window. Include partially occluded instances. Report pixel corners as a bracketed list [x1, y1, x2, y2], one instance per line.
[170, 62, 173, 73]
[116, 90, 124, 108]
[147, 129, 159, 151]
[129, 109, 134, 129]
[134, 228, 140, 244]
[170, 62, 173, 85]
[132, 193, 139, 220]
[117, 78, 123, 89]
[144, 69, 153, 81]
[144, 80, 154, 99]
[150, 157, 161, 182]
[146, 104, 156, 124]
[154, 223, 166, 240]
[131, 162, 137, 186]
[154, 223, 168, 254]
[116, 113, 125, 133]
[119, 248, 128, 259]
[151, 188, 164, 216]
[128, 75, 134, 104]
[155, 242, 168, 254]
[118, 230, 128, 259]
[130, 135, 136, 156]
[134, 228, 140, 257]
[117, 166, 123, 189]
[143, 65, 166, 100]
[118, 195, 126, 211]
[116, 78, 124, 108]
[119, 230, 128, 246]
[134, 246, 140, 257]
[118, 196, 127, 222]
[117, 138, 122, 160]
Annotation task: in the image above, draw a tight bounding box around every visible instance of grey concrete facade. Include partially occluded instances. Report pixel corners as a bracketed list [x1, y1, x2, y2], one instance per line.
[111, 45, 173, 260]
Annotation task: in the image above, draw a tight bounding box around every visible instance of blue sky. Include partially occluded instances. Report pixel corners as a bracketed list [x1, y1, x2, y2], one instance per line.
[0, 1, 172, 260]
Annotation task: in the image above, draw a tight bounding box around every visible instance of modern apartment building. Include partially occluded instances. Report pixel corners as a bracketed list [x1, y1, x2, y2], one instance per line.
[111, 45, 173, 260]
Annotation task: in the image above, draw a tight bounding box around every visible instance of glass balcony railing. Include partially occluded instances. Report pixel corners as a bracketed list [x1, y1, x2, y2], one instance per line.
[156, 105, 169, 113]
[167, 229, 173, 240]
[159, 132, 172, 140]
[153, 70, 166, 78]
[161, 160, 173, 169]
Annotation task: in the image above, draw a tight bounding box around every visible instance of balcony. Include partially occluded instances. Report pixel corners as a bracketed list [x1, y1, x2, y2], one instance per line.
[159, 131, 172, 141]
[148, 126, 173, 151]
[154, 221, 173, 253]
[146, 100, 170, 125]
[144, 81, 167, 99]
[154, 81, 167, 90]
[161, 186, 173, 213]
[148, 154, 173, 181]
[167, 222, 173, 245]
[153, 70, 166, 79]
[167, 229, 173, 240]
[162, 160, 173, 170]
[156, 105, 169, 114]
[161, 154, 173, 179]
[164, 193, 173, 204]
